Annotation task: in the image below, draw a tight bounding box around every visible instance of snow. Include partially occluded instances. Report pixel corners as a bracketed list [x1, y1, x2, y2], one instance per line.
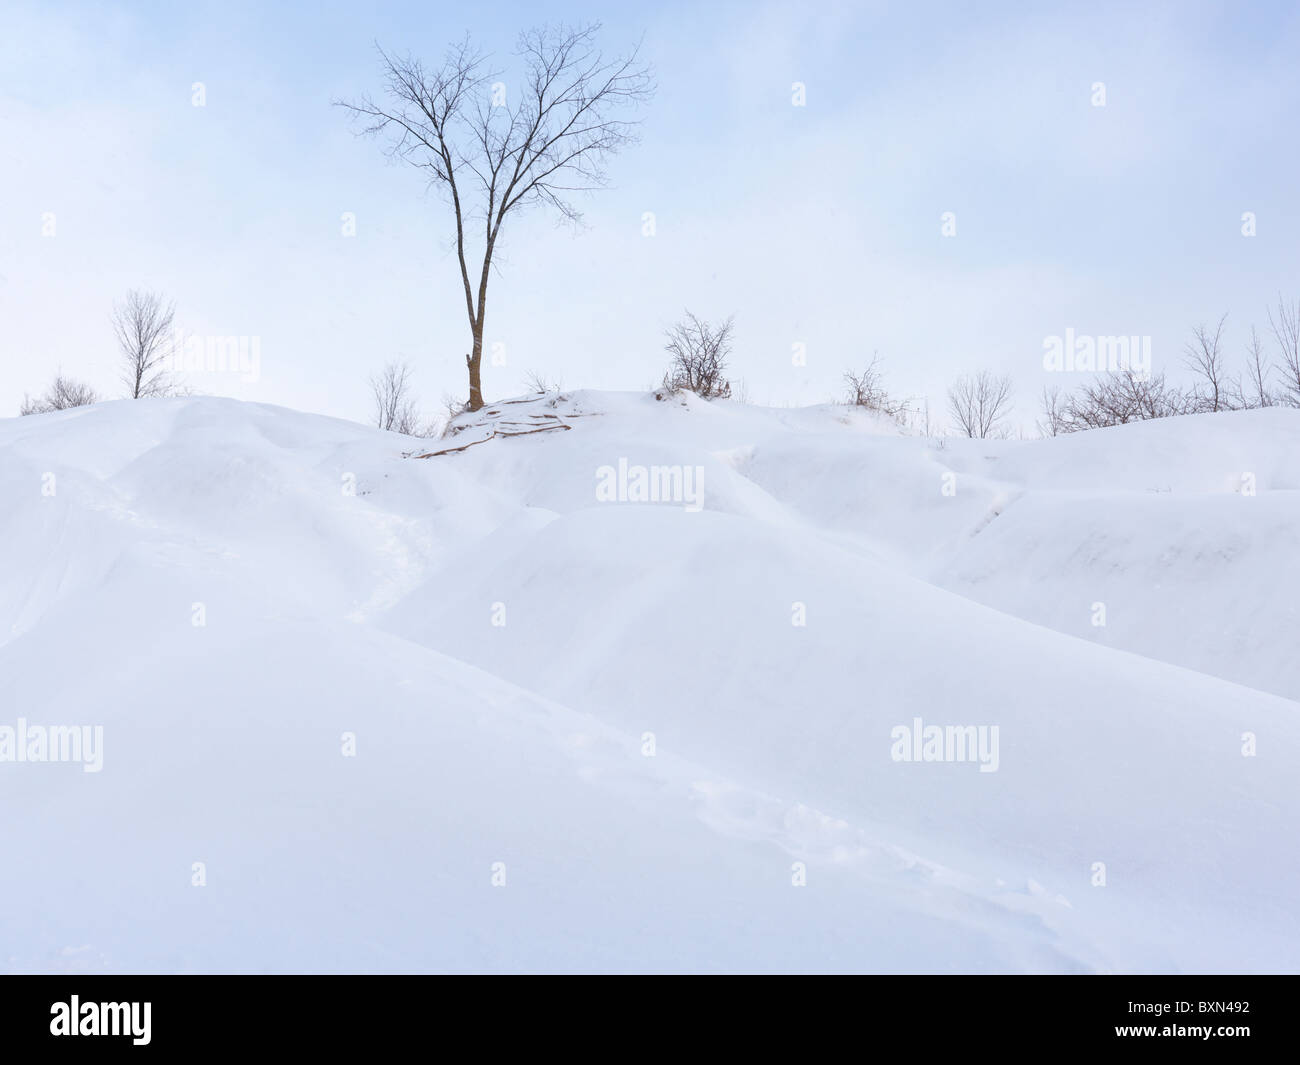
[1, 392, 1297, 973]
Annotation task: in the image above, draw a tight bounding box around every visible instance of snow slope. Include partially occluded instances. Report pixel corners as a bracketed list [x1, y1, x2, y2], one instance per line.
[1, 393, 1297, 973]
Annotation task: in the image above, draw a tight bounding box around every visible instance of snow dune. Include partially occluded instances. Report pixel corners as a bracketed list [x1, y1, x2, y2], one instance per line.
[1, 392, 1296, 972]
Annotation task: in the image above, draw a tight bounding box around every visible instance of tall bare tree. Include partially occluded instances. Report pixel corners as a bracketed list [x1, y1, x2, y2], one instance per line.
[338, 24, 653, 411]
[947, 370, 1013, 438]
[113, 289, 179, 399]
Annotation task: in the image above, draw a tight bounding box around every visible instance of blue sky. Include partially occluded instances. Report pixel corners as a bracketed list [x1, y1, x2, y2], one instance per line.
[2, 0, 1298, 429]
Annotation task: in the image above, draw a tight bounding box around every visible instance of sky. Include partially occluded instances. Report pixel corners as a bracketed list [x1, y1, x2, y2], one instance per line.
[2, 0, 1298, 431]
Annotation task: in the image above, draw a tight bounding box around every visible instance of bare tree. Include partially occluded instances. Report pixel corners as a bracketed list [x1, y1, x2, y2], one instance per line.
[1268, 294, 1300, 406]
[370, 360, 425, 434]
[113, 289, 179, 399]
[946, 370, 1013, 438]
[20, 372, 100, 415]
[1183, 313, 1235, 412]
[662, 312, 733, 399]
[1037, 385, 1068, 437]
[1242, 324, 1274, 408]
[337, 25, 653, 411]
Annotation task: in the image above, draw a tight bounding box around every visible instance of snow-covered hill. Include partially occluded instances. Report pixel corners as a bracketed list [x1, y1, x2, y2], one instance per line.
[2, 392, 1297, 973]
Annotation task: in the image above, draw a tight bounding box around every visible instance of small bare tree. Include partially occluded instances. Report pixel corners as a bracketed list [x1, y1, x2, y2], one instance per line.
[1183, 313, 1235, 412]
[1037, 385, 1068, 437]
[337, 24, 653, 411]
[369, 360, 425, 435]
[663, 312, 733, 399]
[113, 289, 179, 399]
[1268, 294, 1300, 406]
[946, 370, 1013, 438]
[20, 373, 100, 415]
[1242, 325, 1274, 408]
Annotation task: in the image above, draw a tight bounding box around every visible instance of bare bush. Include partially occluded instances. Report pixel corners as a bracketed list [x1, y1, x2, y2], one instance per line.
[1038, 369, 1190, 434]
[662, 312, 733, 400]
[522, 369, 563, 394]
[20, 373, 100, 416]
[842, 356, 906, 414]
[946, 370, 1013, 438]
[113, 289, 180, 399]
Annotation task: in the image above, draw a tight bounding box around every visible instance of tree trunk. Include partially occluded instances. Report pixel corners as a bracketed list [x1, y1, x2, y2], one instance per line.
[467, 324, 485, 411]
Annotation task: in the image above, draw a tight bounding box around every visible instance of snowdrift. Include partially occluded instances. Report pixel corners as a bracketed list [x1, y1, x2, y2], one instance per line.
[1, 392, 1297, 973]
